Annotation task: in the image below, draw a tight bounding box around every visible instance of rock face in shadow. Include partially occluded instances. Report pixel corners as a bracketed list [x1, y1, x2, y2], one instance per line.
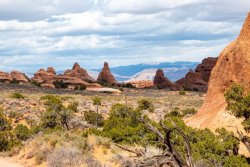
[195, 57, 218, 82]
[186, 13, 250, 129]
[153, 69, 182, 91]
[97, 62, 117, 85]
[176, 57, 217, 91]
[64, 63, 95, 82]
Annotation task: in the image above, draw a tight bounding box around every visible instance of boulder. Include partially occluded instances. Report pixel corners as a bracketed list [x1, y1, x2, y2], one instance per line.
[153, 69, 182, 91]
[97, 62, 117, 84]
[11, 71, 29, 83]
[0, 71, 12, 83]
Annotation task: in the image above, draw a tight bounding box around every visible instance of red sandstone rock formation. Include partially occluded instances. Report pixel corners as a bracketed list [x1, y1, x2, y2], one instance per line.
[0, 71, 12, 83]
[11, 71, 29, 83]
[32, 68, 57, 84]
[64, 63, 94, 82]
[153, 69, 182, 91]
[32, 65, 101, 89]
[176, 57, 217, 91]
[97, 62, 117, 84]
[47, 67, 56, 75]
[186, 13, 250, 130]
[195, 57, 218, 82]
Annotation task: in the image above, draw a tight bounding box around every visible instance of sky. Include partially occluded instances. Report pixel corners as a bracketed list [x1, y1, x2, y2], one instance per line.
[0, 0, 249, 72]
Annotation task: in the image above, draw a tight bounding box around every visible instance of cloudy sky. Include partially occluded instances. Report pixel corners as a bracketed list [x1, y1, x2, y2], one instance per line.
[0, 0, 249, 72]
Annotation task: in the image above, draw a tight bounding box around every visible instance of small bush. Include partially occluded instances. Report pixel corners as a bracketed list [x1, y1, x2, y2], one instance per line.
[47, 147, 84, 167]
[121, 82, 135, 88]
[11, 92, 25, 99]
[14, 124, 31, 141]
[225, 84, 250, 131]
[165, 107, 197, 118]
[9, 111, 22, 119]
[137, 99, 155, 112]
[181, 108, 197, 117]
[53, 80, 67, 89]
[67, 101, 79, 113]
[10, 79, 19, 84]
[84, 110, 104, 127]
[31, 80, 41, 87]
[179, 90, 186, 95]
[75, 84, 86, 90]
[165, 107, 181, 117]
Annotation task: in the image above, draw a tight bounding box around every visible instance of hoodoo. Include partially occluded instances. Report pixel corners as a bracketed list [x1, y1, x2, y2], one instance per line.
[186, 13, 250, 130]
[97, 62, 117, 84]
[153, 69, 182, 90]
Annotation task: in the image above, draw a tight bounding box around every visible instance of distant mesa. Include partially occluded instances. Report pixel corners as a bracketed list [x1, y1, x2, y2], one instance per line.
[176, 57, 217, 91]
[153, 69, 182, 91]
[186, 12, 250, 130]
[97, 62, 117, 85]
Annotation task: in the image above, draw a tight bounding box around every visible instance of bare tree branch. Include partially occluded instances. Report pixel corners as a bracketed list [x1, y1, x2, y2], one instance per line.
[235, 126, 250, 153]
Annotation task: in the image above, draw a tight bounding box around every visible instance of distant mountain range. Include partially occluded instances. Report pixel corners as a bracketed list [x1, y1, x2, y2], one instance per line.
[25, 61, 199, 82]
[90, 61, 199, 82]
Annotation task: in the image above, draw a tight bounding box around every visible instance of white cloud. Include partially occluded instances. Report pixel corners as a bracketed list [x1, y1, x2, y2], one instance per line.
[0, 0, 249, 72]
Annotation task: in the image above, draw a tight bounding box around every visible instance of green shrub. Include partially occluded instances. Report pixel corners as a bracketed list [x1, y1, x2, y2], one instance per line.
[14, 124, 31, 141]
[225, 84, 250, 131]
[9, 111, 22, 119]
[53, 80, 67, 89]
[137, 99, 155, 112]
[165, 108, 197, 118]
[31, 80, 41, 87]
[11, 92, 25, 99]
[67, 101, 79, 113]
[181, 108, 197, 117]
[40, 95, 73, 130]
[10, 79, 19, 84]
[75, 85, 86, 90]
[179, 90, 186, 95]
[121, 83, 135, 88]
[84, 110, 104, 127]
[164, 107, 181, 117]
[102, 104, 157, 145]
[0, 109, 11, 131]
[0, 108, 20, 151]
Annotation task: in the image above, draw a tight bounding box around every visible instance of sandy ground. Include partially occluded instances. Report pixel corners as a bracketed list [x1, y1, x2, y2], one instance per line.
[0, 157, 23, 167]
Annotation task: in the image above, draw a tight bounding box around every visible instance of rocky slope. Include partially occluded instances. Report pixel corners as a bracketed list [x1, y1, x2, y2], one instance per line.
[186, 13, 250, 132]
